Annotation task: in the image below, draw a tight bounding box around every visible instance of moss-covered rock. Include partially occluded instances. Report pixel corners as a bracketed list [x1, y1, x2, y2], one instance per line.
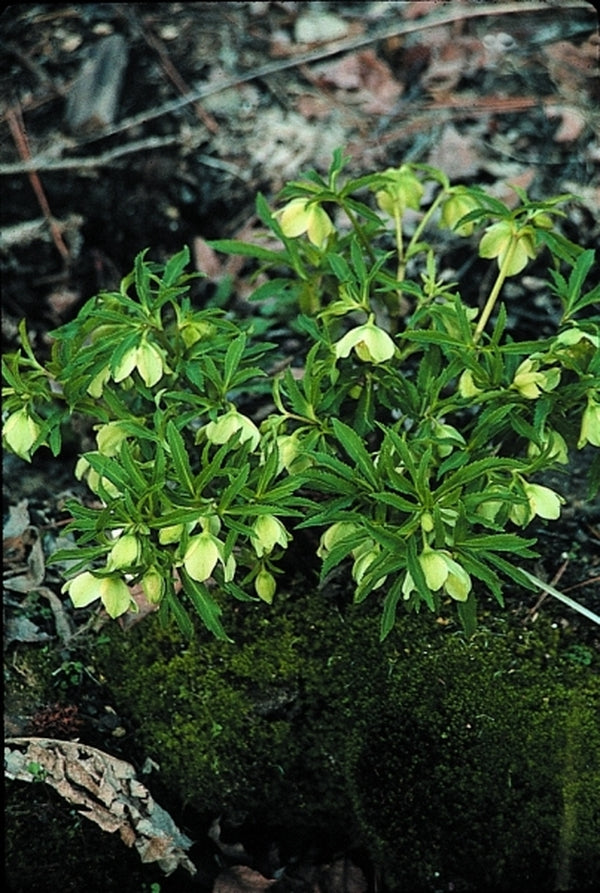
[94, 589, 600, 890]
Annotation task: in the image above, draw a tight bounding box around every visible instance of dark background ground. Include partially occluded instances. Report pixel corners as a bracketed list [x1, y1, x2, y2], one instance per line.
[3, 3, 600, 891]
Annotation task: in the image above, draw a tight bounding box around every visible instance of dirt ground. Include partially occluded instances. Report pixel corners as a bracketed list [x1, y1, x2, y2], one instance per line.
[2, 3, 600, 892]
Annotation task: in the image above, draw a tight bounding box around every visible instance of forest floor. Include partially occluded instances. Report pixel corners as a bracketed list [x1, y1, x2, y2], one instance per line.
[2, 3, 600, 892]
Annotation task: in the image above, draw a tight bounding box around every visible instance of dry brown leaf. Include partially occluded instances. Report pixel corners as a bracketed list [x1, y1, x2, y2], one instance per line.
[213, 865, 276, 893]
[317, 857, 368, 893]
[544, 103, 588, 143]
[428, 123, 482, 180]
[314, 50, 403, 114]
[5, 737, 196, 876]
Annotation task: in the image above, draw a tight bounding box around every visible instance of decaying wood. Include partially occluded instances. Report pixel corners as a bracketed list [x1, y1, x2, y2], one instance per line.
[4, 736, 196, 877]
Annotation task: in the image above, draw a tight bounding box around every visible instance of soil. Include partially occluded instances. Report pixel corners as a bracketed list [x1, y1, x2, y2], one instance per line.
[2, 3, 600, 892]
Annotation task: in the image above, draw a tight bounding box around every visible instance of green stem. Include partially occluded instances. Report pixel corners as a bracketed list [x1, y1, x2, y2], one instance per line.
[473, 239, 517, 344]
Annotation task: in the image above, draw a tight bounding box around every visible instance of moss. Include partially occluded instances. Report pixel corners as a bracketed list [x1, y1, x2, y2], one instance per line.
[94, 590, 600, 889]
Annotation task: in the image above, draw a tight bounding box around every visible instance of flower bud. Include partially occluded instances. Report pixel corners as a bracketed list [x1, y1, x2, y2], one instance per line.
[183, 531, 220, 581]
[140, 567, 165, 604]
[96, 421, 129, 456]
[255, 569, 276, 604]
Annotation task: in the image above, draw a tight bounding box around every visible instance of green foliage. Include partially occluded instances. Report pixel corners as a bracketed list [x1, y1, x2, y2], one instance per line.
[94, 593, 600, 890]
[3, 151, 599, 638]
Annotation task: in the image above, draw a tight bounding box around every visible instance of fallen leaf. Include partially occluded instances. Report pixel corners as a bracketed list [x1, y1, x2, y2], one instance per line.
[314, 50, 403, 114]
[428, 123, 482, 180]
[544, 103, 587, 143]
[213, 865, 275, 893]
[5, 737, 196, 876]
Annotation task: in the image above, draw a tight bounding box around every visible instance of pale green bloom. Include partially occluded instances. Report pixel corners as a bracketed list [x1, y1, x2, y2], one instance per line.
[317, 521, 360, 560]
[374, 166, 423, 217]
[63, 571, 133, 618]
[159, 523, 185, 545]
[511, 358, 560, 399]
[440, 188, 481, 236]
[204, 409, 261, 451]
[251, 514, 291, 557]
[404, 548, 472, 602]
[479, 220, 537, 275]
[578, 394, 600, 448]
[510, 481, 564, 526]
[87, 365, 110, 398]
[276, 433, 313, 474]
[183, 531, 235, 582]
[277, 197, 334, 248]
[113, 339, 167, 388]
[255, 569, 276, 604]
[75, 454, 121, 499]
[3, 408, 41, 461]
[458, 369, 483, 399]
[527, 428, 569, 465]
[335, 318, 395, 364]
[351, 542, 387, 590]
[107, 534, 142, 571]
[96, 421, 129, 456]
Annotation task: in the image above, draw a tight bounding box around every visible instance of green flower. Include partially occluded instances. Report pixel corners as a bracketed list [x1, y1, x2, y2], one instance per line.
[250, 514, 291, 557]
[277, 197, 334, 248]
[479, 220, 537, 275]
[106, 534, 142, 571]
[317, 521, 361, 560]
[204, 409, 260, 450]
[63, 571, 133, 618]
[527, 428, 569, 465]
[3, 408, 41, 461]
[113, 339, 167, 388]
[440, 188, 482, 236]
[458, 369, 483, 398]
[374, 166, 423, 217]
[183, 531, 235, 582]
[404, 548, 472, 603]
[511, 358, 560, 399]
[578, 393, 600, 448]
[335, 317, 395, 364]
[96, 421, 129, 456]
[510, 481, 564, 526]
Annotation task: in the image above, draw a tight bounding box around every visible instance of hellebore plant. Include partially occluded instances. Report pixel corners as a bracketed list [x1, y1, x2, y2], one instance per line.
[3, 150, 600, 640]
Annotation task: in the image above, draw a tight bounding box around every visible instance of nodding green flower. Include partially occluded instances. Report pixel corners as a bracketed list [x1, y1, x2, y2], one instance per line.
[106, 534, 142, 571]
[440, 188, 482, 236]
[458, 369, 483, 399]
[96, 421, 130, 457]
[479, 220, 537, 275]
[75, 454, 121, 499]
[578, 393, 600, 448]
[527, 428, 569, 465]
[251, 514, 291, 557]
[374, 166, 423, 217]
[3, 408, 41, 461]
[276, 197, 334, 248]
[317, 521, 361, 560]
[183, 531, 235, 582]
[276, 433, 313, 474]
[335, 317, 395, 364]
[510, 480, 564, 526]
[351, 542, 387, 590]
[511, 358, 560, 400]
[113, 339, 168, 388]
[63, 571, 133, 618]
[403, 548, 472, 602]
[204, 409, 261, 451]
[255, 568, 276, 604]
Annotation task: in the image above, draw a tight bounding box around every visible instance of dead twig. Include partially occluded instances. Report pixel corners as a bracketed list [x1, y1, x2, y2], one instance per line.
[5, 105, 70, 262]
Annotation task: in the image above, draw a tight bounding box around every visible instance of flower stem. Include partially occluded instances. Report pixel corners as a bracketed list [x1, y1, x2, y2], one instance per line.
[473, 239, 517, 344]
